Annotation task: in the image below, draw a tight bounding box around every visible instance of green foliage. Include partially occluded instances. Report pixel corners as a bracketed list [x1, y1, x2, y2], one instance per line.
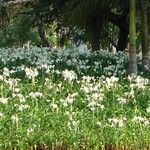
[0, 47, 150, 149]
[0, 0, 149, 52]
[0, 14, 40, 47]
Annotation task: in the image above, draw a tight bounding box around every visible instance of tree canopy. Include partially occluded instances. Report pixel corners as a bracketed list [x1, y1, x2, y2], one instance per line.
[0, 0, 149, 74]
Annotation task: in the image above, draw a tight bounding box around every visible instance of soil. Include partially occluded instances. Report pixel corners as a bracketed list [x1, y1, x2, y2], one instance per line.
[29, 143, 150, 150]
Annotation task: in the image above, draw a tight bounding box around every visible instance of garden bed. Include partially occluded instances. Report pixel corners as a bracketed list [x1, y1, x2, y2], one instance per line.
[0, 47, 150, 150]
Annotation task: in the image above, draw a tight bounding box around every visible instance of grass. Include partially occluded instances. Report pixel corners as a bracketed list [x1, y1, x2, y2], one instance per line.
[0, 46, 150, 149]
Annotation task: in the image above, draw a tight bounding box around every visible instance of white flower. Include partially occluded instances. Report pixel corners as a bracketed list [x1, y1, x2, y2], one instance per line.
[118, 120, 124, 127]
[66, 97, 74, 104]
[99, 104, 104, 110]
[129, 76, 149, 89]
[67, 120, 79, 130]
[55, 70, 60, 74]
[0, 113, 4, 117]
[3, 67, 10, 77]
[144, 120, 149, 125]
[60, 98, 68, 107]
[65, 93, 78, 105]
[11, 115, 19, 123]
[0, 98, 8, 104]
[27, 128, 34, 135]
[105, 76, 119, 88]
[72, 120, 79, 126]
[25, 67, 39, 79]
[82, 86, 90, 93]
[29, 92, 43, 98]
[82, 76, 95, 83]
[62, 69, 77, 81]
[0, 75, 3, 80]
[116, 97, 127, 105]
[127, 75, 134, 82]
[27, 125, 37, 135]
[4, 78, 19, 90]
[51, 103, 58, 109]
[71, 92, 78, 98]
[96, 121, 102, 126]
[88, 101, 96, 107]
[132, 116, 149, 125]
[14, 88, 20, 93]
[146, 107, 150, 113]
[92, 93, 99, 100]
[108, 118, 125, 127]
[34, 92, 43, 97]
[18, 104, 29, 111]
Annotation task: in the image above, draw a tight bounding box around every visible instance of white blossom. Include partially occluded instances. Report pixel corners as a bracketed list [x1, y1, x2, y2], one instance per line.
[62, 69, 77, 81]
[0, 98, 8, 104]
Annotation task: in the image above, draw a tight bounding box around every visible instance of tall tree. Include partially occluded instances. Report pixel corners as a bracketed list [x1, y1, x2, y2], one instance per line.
[107, 10, 129, 52]
[141, 0, 149, 71]
[88, 9, 104, 51]
[69, 0, 107, 51]
[128, 0, 137, 75]
[70, 0, 131, 51]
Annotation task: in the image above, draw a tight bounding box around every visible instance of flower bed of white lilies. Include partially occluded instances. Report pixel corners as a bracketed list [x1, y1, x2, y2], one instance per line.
[0, 46, 150, 149]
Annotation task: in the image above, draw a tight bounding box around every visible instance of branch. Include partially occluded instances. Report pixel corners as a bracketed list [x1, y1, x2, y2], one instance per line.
[0, 0, 32, 7]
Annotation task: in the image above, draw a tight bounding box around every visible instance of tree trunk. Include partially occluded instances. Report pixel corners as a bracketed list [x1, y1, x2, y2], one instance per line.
[37, 24, 51, 47]
[107, 11, 129, 52]
[116, 27, 129, 51]
[91, 33, 100, 52]
[88, 11, 103, 52]
[128, 0, 137, 75]
[141, 0, 149, 71]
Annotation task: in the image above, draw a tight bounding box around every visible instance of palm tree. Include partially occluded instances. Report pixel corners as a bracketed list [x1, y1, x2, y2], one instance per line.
[70, 0, 108, 51]
[141, 0, 149, 71]
[128, 0, 137, 75]
[69, 0, 129, 51]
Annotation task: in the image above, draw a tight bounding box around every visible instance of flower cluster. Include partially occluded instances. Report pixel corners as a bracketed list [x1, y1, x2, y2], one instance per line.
[0, 46, 149, 149]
